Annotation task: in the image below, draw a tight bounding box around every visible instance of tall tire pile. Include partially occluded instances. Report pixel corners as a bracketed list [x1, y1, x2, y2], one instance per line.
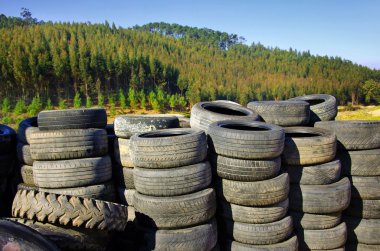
[190, 101, 259, 133]
[0, 124, 16, 216]
[208, 120, 298, 250]
[113, 115, 180, 218]
[283, 126, 351, 250]
[130, 128, 218, 251]
[315, 120, 380, 250]
[10, 108, 129, 251]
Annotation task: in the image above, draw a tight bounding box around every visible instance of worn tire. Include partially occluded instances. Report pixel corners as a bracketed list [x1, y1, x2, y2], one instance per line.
[114, 114, 179, 138]
[12, 188, 128, 231]
[297, 222, 347, 250]
[16, 143, 33, 165]
[247, 100, 310, 126]
[337, 149, 380, 176]
[350, 176, 380, 200]
[211, 154, 281, 181]
[288, 94, 338, 123]
[346, 242, 380, 251]
[114, 138, 133, 167]
[130, 128, 207, 168]
[0, 153, 15, 176]
[344, 216, 380, 245]
[37, 108, 107, 130]
[284, 159, 341, 185]
[222, 216, 293, 245]
[190, 101, 259, 133]
[315, 121, 380, 150]
[17, 117, 38, 144]
[290, 211, 342, 230]
[223, 235, 298, 251]
[29, 129, 108, 160]
[345, 198, 380, 219]
[208, 121, 285, 159]
[134, 188, 216, 229]
[0, 124, 16, 153]
[9, 218, 109, 251]
[216, 173, 289, 206]
[0, 219, 59, 251]
[134, 161, 212, 196]
[118, 188, 135, 206]
[141, 219, 217, 251]
[218, 198, 288, 224]
[122, 167, 135, 189]
[289, 177, 351, 214]
[33, 156, 112, 188]
[20, 165, 35, 186]
[283, 127, 337, 165]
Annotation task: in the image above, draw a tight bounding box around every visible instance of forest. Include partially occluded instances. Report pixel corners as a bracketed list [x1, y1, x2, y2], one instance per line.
[0, 12, 379, 116]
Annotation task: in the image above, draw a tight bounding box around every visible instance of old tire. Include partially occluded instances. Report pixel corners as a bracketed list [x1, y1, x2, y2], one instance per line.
[114, 138, 133, 167]
[315, 121, 380, 150]
[344, 216, 380, 245]
[218, 198, 288, 224]
[337, 149, 380, 176]
[290, 211, 342, 230]
[16, 143, 33, 165]
[247, 100, 310, 126]
[223, 235, 298, 251]
[29, 129, 108, 160]
[134, 161, 212, 196]
[17, 117, 38, 144]
[114, 114, 179, 138]
[20, 165, 35, 186]
[345, 198, 380, 219]
[12, 188, 128, 231]
[0, 154, 15, 176]
[0, 124, 16, 154]
[288, 94, 338, 123]
[283, 127, 337, 165]
[350, 176, 380, 200]
[216, 173, 289, 206]
[289, 177, 351, 214]
[122, 167, 135, 189]
[130, 128, 207, 168]
[134, 188, 216, 229]
[37, 108, 107, 130]
[346, 242, 380, 251]
[284, 159, 341, 185]
[208, 121, 285, 159]
[190, 101, 259, 133]
[118, 188, 136, 206]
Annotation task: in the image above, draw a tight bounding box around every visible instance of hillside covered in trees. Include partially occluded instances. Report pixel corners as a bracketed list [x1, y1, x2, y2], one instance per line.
[0, 13, 379, 112]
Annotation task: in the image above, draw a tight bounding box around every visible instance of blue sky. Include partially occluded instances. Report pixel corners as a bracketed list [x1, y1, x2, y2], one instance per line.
[1, 0, 379, 69]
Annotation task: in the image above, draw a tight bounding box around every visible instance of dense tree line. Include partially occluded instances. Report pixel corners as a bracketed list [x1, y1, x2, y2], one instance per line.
[0, 13, 379, 109]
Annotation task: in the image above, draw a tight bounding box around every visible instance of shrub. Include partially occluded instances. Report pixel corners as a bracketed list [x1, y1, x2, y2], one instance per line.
[128, 88, 138, 110]
[27, 96, 43, 116]
[177, 96, 187, 111]
[149, 91, 160, 111]
[2, 98, 11, 114]
[119, 89, 126, 110]
[58, 98, 67, 109]
[45, 98, 53, 110]
[98, 93, 104, 107]
[86, 96, 92, 108]
[139, 90, 146, 110]
[1, 116, 12, 125]
[73, 92, 81, 108]
[169, 94, 176, 110]
[13, 100, 26, 115]
[108, 95, 116, 116]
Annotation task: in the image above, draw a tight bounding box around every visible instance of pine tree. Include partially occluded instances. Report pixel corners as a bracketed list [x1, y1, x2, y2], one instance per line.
[128, 88, 138, 110]
[139, 90, 146, 110]
[119, 89, 126, 110]
[73, 92, 82, 108]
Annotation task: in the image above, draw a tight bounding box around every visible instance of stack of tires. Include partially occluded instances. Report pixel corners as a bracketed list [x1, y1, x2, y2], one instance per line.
[208, 120, 298, 250]
[130, 128, 218, 251]
[315, 120, 380, 250]
[113, 115, 180, 214]
[283, 126, 351, 250]
[0, 124, 16, 216]
[10, 108, 129, 251]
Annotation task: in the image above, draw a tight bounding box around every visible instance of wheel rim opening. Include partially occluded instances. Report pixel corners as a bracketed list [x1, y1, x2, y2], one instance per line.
[220, 124, 269, 131]
[139, 131, 190, 138]
[305, 99, 325, 106]
[203, 104, 247, 116]
[0, 130, 3, 135]
[286, 132, 320, 138]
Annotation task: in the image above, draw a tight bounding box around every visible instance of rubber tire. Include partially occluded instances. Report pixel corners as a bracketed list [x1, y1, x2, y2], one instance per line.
[289, 177, 351, 214]
[20, 165, 35, 186]
[114, 138, 133, 167]
[134, 188, 216, 229]
[215, 173, 289, 206]
[130, 128, 207, 168]
[296, 222, 347, 250]
[289, 211, 342, 230]
[223, 235, 298, 251]
[37, 108, 107, 130]
[118, 188, 135, 206]
[288, 94, 338, 123]
[345, 198, 380, 219]
[218, 198, 288, 224]
[315, 121, 380, 150]
[122, 167, 135, 189]
[190, 101, 259, 133]
[0, 124, 16, 154]
[0, 219, 59, 251]
[346, 242, 380, 251]
[12, 188, 128, 231]
[134, 161, 212, 196]
[114, 114, 180, 138]
[283, 127, 337, 165]
[141, 219, 218, 251]
[284, 159, 341, 185]
[208, 121, 285, 159]
[350, 176, 380, 200]
[337, 149, 380, 176]
[247, 100, 310, 126]
[18, 182, 116, 201]
[0, 153, 15, 176]
[17, 117, 38, 144]
[9, 218, 109, 251]
[16, 143, 33, 165]
[221, 216, 293, 245]
[33, 156, 112, 188]
[344, 216, 380, 245]
[29, 128, 108, 160]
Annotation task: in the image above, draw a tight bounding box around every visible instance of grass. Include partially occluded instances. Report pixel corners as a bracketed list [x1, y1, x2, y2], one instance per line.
[336, 105, 380, 120]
